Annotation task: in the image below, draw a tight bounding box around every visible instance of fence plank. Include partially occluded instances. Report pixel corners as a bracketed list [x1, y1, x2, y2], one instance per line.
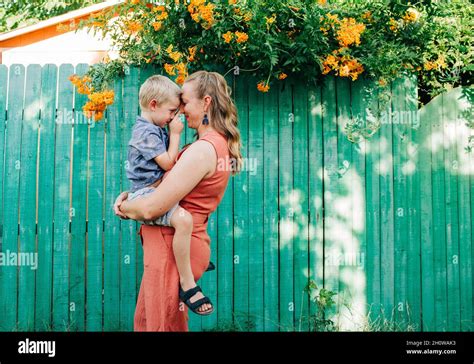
[432, 92, 448, 331]
[1, 64, 25, 331]
[278, 80, 294, 330]
[86, 107, 105, 331]
[405, 75, 422, 330]
[419, 90, 435, 331]
[392, 78, 409, 326]
[307, 83, 324, 323]
[263, 84, 279, 331]
[35, 64, 57, 330]
[103, 75, 123, 331]
[321, 76, 339, 325]
[52, 64, 74, 331]
[18, 64, 41, 331]
[120, 66, 139, 330]
[335, 78, 356, 330]
[232, 75, 249, 330]
[444, 91, 461, 331]
[348, 79, 369, 329]
[248, 77, 264, 331]
[201, 211, 218, 331]
[358, 80, 382, 326]
[293, 79, 310, 331]
[379, 82, 395, 324]
[216, 171, 234, 327]
[454, 88, 473, 332]
[70, 63, 89, 331]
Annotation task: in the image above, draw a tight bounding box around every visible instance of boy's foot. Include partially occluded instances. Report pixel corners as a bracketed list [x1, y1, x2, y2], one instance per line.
[180, 281, 213, 314]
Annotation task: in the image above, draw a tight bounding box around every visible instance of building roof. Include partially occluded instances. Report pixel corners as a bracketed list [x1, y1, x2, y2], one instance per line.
[0, 0, 122, 46]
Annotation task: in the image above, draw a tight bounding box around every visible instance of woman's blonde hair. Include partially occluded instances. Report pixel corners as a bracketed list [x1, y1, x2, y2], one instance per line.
[185, 71, 243, 175]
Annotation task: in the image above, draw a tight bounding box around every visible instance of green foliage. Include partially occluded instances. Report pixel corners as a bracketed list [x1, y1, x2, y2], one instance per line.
[78, 0, 472, 96]
[0, 0, 104, 33]
[304, 280, 338, 332]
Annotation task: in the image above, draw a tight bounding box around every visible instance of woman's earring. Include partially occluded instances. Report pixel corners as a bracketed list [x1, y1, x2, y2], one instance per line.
[202, 113, 209, 125]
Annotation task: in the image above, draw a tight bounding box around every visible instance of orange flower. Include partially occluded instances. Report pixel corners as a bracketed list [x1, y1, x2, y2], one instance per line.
[321, 54, 364, 80]
[336, 18, 365, 47]
[82, 90, 114, 121]
[176, 62, 187, 75]
[188, 46, 197, 62]
[69, 74, 93, 95]
[164, 63, 176, 75]
[169, 51, 182, 62]
[93, 111, 104, 121]
[389, 18, 398, 32]
[89, 90, 114, 106]
[361, 11, 372, 22]
[175, 62, 188, 85]
[199, 3, 214, 24]
[322, 54, 338, 72]
[257, 81, 270, 92]
[156, 11, 168, 21]
[424, 55, 447, 71]
[176, 75, 186, 85]
[166, 45, 182, 62]
[152, 22, 162, 31]
[235, 31, 248, 43]
[125, 21, 143, 34]
[188, 0, 214, 29]
[223, 31, 233, 43]
[278, 73, 288, 80]
[266, 14, 276, 29]
[152, 5, 166, 12]
[228, 0, 237, 4]
[326, 13, 339, 23]
[403, 8, 420, 23]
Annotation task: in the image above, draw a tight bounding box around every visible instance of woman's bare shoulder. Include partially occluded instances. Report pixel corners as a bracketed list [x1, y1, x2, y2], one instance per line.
[178, 139, 218, 178]
[181, 139, 217, 160]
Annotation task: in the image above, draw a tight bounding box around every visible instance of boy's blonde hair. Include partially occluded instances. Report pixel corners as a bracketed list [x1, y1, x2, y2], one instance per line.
[139, 75, 181, 110]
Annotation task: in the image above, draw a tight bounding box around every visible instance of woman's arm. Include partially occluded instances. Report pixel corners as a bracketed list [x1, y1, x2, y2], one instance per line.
[117, 140, 217, 221]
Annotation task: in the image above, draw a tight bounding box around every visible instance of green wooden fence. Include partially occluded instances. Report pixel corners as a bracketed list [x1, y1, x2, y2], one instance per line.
[0, 64, 472, 332]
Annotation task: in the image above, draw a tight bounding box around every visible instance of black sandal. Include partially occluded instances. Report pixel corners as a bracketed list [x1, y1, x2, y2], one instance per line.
[179, 285, 214, 316]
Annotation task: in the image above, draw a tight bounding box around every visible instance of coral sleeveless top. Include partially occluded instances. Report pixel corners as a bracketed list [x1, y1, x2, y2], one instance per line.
[178, 130, 231, 220]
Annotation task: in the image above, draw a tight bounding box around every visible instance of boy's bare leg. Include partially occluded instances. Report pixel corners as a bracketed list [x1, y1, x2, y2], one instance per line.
[170, 207, 212, 313]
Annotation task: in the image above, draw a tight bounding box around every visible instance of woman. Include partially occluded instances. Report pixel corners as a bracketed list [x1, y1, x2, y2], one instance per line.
[113, 71, 242, 331]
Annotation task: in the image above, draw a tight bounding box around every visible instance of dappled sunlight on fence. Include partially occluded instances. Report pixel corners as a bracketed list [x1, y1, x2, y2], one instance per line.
[0, 64, 472, 332]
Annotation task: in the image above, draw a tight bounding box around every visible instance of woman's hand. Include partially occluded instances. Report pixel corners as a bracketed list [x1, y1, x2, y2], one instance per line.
[113, 191, 130, 219]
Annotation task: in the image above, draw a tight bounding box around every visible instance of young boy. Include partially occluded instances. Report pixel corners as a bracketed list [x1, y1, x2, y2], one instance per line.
[126, 75, 213, 315]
